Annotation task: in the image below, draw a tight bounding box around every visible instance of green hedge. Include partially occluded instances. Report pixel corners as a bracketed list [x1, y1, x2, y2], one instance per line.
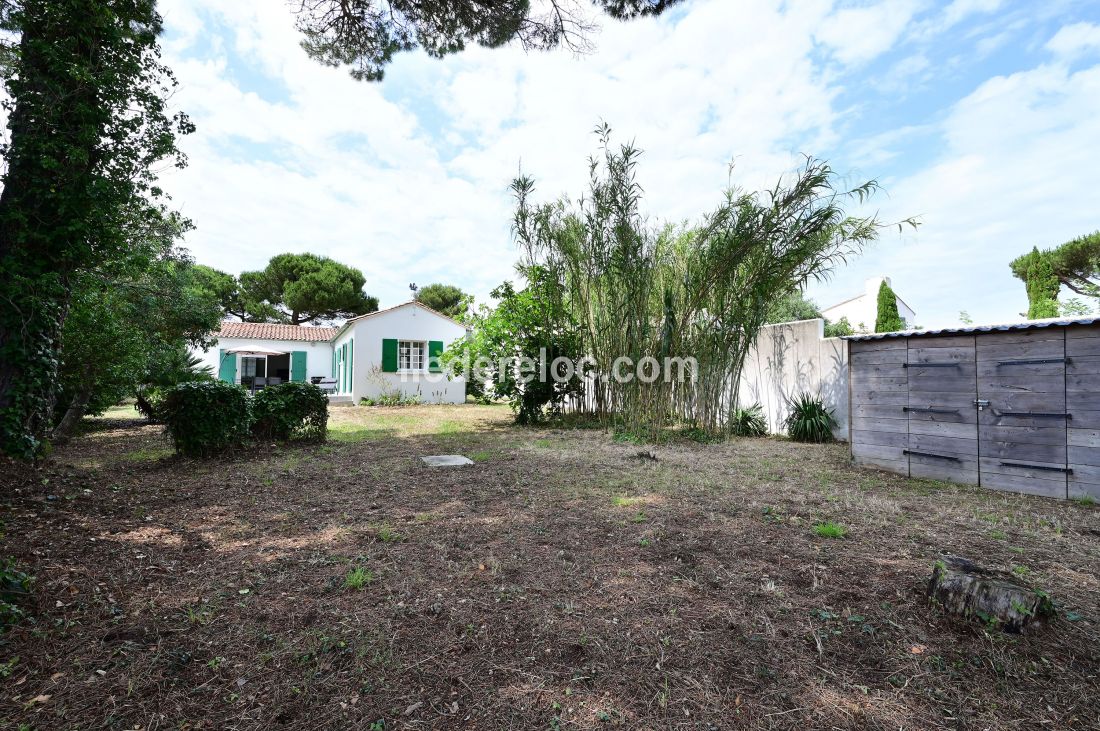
[252, 382, 328, 442]
[161, 381, 252, 457]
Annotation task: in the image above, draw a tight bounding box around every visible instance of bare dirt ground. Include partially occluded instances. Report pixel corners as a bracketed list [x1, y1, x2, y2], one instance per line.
[2, 404, 1099, 730]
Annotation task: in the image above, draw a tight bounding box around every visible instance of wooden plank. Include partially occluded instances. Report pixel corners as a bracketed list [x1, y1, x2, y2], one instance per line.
[908, 408, 976, 424]
[1066, 355, 1100, 375]
[980, 457, 1069, 480]
[850, 374, 907, 390]
[910, 454, 978, 484]
[907, 347, 974, 364]
[907, 420, 976, 438]
[1068, 479, 1100, 500]
[1064, 393, 1100, 410]
[977, 375, 1065, 393]
[979, 411, 1071, 428]
[980, 425, 1067, 446]
[1064, 336, 1100, 357]
[852, 390, 909, 406]
[850, 362, 906, 378]
[852, 429, 908, 448]
[908, 393, 979, 410]
[851, 416, 907, 434]
[977, 360, 1064, 378]
[1066, 373, 1100, 391]
[908, 433, 979, 456]
[851, 350, 907, 365]
[1069, 445, 1100, 467]
[1068, 410, 1100, 429]
[852, 403, 907, 419]
[979, 439, 1066, 462]
[851, 443, 906, 460]
[1067, 461, 1100, 481]
[981, 472, 1066, 499]
[983, 392, 1066, 411]
[975, 340, 1064, 361]
[907, 363, 976, 378]
[1068, 428, 1100, 448]
[974, 330, 1065, 346]
[853, 455, 909, 475]
[849, 339, 907, 353]
[1064, 325, 1100, 339]
[907, 335, 975, 349]
[908, 374, 977, 393]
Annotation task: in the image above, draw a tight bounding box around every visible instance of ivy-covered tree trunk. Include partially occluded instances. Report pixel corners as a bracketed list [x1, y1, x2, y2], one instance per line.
[0, 1, 101, 458]
[0, 0, 190, 459]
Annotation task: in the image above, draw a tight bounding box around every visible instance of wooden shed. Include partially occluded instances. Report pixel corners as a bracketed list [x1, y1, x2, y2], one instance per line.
[847, 318, 1100, 499]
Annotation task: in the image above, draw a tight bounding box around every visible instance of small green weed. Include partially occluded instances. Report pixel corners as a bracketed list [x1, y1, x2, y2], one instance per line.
[344, 567, 374, 590]
[813, 521, 846, 539]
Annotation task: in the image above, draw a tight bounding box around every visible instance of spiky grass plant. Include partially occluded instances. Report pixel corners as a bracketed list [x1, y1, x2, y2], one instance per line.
[511, 124, 914, 440]
[785, 393, 836, 443]
[730, 403, 768, 437]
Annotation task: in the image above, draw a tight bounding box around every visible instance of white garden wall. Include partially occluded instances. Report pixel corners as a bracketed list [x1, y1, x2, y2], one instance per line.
[737, 318, 849, 441]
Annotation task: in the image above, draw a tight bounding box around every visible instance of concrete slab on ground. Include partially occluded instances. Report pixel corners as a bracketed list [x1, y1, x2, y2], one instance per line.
[420, 455, 474, 467]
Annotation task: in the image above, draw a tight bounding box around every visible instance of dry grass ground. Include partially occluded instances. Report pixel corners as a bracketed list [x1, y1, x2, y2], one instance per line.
[1, 404, 1098, 730]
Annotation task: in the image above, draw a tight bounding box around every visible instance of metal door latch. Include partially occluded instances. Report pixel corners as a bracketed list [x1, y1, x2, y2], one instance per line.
[974, 398, 990, 411]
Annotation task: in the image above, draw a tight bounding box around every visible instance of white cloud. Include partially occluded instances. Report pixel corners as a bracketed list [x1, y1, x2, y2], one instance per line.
[1046, 21, 1100, 59]
[815, 0, 924, 65]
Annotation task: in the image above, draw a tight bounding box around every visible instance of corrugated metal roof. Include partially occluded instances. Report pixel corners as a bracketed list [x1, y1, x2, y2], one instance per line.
[844, 315, 1100, 341]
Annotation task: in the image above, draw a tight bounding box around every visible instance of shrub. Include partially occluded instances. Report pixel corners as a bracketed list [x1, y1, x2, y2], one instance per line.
[731, 403, 768, 437]
[0, 559, 32, 630]
[161, 381, 252, 456]
[253, 382, 328, 442]
[786, 393, 836, 443]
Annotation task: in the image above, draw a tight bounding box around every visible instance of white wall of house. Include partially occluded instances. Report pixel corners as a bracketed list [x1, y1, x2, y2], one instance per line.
[738, 318, 849, 441]
[821, 275, 915, 333]
[333, 303, 468, 404]
[192, 338, 333, 384]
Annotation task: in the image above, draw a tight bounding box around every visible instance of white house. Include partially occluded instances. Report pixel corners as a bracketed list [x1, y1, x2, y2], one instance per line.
[821, 275, 915, 333]
[193, 301, 468, 404]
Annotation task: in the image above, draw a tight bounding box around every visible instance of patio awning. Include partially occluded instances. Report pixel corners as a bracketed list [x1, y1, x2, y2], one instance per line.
[225, 347, 287, 356]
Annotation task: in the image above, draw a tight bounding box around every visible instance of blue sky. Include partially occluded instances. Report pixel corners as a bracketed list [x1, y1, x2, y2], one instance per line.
[156, 0, 1100, 327]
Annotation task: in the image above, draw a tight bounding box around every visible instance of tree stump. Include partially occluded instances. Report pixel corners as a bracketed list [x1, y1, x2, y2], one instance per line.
[927, 556, 1054, 632]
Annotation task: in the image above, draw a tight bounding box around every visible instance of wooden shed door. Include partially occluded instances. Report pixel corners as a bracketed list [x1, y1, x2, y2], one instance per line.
[975, 331, 1069, 499]
[905, 336, 979, 483]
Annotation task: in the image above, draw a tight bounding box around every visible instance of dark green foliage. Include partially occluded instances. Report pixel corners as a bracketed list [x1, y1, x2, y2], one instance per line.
[0, 0, 192, 458]
[252, 382, 329, 442]
[415, 283, 469, 319]
[161, 381, 252, 457]
[785, 393, 836, 443]
[444, 268, 585, 424]
[235, 253, 379, 324]
[874, 281, 905, 333]
[823, 317, 854, 337]
[294, 0, 683, 81]
[135, 349, 215, 422]
[766, 290, 822, 324]
[731, 403, 768, 437]
[0, 558, 33, 629]
[1010, 232, 1100, 318]
[1010, 247, 1064, 319]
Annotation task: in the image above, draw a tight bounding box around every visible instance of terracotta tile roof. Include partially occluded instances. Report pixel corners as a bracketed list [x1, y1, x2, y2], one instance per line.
[216, 322, 338, 342]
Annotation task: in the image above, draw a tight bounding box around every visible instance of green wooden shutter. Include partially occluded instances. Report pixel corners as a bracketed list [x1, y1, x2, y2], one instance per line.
[331, 348, 336, 378]
[347, 339, 354, 392]
[428, 340, 444, 373]
[382, 338, 398, 373]
[291, 351, 307, 382]
[218, 349, 236, 383]
[341, 344, 347, 391]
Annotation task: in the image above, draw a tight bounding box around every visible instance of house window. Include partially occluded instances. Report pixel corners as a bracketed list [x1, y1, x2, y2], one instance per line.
[398, 340, 425, 371]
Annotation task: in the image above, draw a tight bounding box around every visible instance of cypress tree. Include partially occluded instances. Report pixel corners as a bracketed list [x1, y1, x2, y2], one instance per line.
[874, 281, 906, 333]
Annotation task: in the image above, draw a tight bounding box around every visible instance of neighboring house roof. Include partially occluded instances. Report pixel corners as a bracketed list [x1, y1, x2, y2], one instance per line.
[845, 315, 1100, 341]
[335, 300, 469, 337]
[822, 291, 915, 314]
[216, 322, 338, 342]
